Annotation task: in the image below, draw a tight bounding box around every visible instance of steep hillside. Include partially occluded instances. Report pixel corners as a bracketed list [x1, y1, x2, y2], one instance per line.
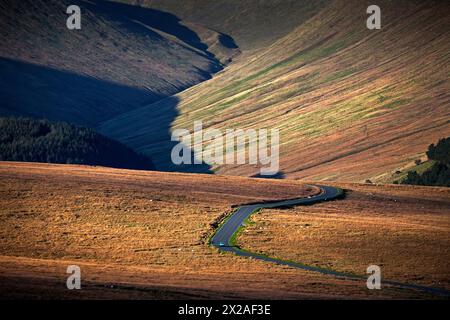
[121, 0, 330, 50]
[100, 0, 450, 182]
[0, 0, 232, 126]
[0, 117, 154, 170]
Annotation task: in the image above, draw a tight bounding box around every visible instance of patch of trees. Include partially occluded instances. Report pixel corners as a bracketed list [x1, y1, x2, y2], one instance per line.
[402, 137, 450, 187]
[0, 117, 154, 170]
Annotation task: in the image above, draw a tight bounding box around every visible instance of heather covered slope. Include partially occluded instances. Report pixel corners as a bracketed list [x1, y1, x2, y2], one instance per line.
[120, 0, 330, 51]
[0, 0, 233, 126]
[100, 0, 450, 182]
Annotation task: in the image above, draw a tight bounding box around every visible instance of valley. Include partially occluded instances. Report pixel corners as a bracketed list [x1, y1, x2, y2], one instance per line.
[1, 0, 448, 183]
[99, 0, 450, 182]
[0, 0, 449, 302]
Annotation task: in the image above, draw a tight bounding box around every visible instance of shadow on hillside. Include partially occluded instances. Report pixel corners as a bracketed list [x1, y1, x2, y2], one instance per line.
[81, 0, 220, 64]
[0, 57, 212, 174]
[0, 1, 229, 174]
[252, 171, 286, 179]
[217, 33, 239, 50]
[99, 95, 213, 174]
[0, 58, 161, 127]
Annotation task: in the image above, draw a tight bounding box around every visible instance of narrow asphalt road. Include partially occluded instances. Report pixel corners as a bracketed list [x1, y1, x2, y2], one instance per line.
[210, 185, 450, 297]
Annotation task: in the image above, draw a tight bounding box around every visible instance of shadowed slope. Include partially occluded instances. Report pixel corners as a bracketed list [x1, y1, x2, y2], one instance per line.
[120, 0, 330, 50]
[0, 0, 231, 126]
[99, 95, 211, 173]
[0, 58, 159, 126]
[83, 0, 211, 54]
[0, 58, 212, 173]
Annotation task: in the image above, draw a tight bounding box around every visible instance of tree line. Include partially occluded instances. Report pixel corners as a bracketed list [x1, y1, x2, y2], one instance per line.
[0, 117, 154, 170]
[402, 137, 450, 187]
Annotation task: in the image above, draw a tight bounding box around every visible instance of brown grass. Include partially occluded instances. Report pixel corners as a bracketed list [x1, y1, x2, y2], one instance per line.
[0, 162, 443, 299]
[238, 183, 450, 290]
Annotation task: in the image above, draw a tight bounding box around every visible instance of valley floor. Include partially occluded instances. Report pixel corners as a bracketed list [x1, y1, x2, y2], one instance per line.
[0, 162, 448, 299]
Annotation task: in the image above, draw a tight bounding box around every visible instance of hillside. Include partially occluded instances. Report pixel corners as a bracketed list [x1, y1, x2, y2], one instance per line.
[0, 117, 154, 170]
[121, 0, 330, 51]
[100, 0, 450, 182]
[0, 0, 235, 126]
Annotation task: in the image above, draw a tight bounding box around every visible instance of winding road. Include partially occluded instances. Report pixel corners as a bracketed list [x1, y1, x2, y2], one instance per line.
[210, 185, 450, 297]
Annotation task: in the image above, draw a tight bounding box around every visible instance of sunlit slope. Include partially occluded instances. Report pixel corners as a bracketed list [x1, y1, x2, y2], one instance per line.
[0, 0, 229, 126]
[100, 0, 450, 182]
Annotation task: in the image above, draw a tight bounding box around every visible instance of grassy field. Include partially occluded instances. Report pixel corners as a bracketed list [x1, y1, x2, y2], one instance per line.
[238, 183, 450, 291]
[0, 162, 446, 299]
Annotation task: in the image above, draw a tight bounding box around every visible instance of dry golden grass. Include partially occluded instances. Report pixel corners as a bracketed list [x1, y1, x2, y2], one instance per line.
[0, 162, 442, 299]
[0, 162, 317, 266]
[239, 183, 450, 290]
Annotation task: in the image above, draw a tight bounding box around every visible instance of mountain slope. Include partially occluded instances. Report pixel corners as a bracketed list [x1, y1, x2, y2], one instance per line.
[120, 0, 330, 50]
[100, 0, 450, 182]
[0, 0, 234, 126]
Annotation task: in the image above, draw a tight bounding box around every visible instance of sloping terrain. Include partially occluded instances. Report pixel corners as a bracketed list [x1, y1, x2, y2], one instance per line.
[100, 0, 450, 182]
[121, 0, 330, 51]
[0, 161, 440, 299]
[0, 0, 234, 126]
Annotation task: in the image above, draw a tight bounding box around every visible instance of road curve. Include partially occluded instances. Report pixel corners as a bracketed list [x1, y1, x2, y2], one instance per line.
[210, 185, 450, 297]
